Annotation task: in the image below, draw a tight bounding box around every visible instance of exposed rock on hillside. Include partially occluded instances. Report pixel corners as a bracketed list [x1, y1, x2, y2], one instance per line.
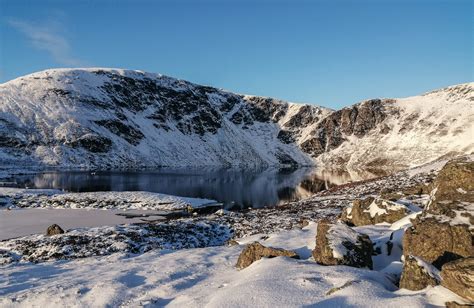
[236, 242, 299, 269]
[312, 220, 373, 269]
[301, 99, 392, 157]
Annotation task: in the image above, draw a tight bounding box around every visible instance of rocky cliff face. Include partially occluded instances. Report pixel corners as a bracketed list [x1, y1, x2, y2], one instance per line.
[0, 68, 330, 169]
[0, 68, 472, 171]
[312, 83, 474, 173]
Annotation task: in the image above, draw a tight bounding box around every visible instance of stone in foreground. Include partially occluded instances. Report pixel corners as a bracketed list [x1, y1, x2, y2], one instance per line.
[403, 217, 472, 268]
[445, 301, 473, 308]
[236, 242, 299, 269]
[341, 197, 410, 226]
[312, 220, 373, 269]
[399, 255, 440, 291]
[46, 224, 65, 236]
[403, 158, 474, 269]
[441, 257, 474, 302]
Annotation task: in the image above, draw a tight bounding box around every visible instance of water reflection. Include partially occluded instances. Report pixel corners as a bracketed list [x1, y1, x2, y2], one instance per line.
[9, 167, 365, 209]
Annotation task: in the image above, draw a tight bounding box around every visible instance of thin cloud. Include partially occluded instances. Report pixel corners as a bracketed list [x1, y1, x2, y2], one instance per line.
[8, 18, 84, 66]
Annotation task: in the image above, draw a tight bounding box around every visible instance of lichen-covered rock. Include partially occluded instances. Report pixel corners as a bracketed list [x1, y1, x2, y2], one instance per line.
[341, 197, 410, 226]
[428, 158, 474, 214]
[46, 224, 65, 236]
[236, 242, 299, 269]
[403, 217, 473, 268]
[399, 255, 440, 290]
[312, 220, 373, 269]
[445, 301, 473, 308]
[403, 158, 474, 269]
[441, 257, 474, 302]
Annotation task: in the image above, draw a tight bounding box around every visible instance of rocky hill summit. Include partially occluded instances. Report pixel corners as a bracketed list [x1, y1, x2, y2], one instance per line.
[0, 68, 472, 172]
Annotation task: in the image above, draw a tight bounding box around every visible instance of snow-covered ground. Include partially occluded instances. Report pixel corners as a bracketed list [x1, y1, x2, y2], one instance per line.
[0, 222, 466, 307]
[0, 156, 470, 307]
[0, 188, 217, 210]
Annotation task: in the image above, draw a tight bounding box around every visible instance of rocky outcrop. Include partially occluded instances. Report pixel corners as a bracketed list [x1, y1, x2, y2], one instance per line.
[441, 257, 474, 302]
[399, 255, 440, 290]
[403, 217, 472, 268]
[341, 197, 410, 226]
[46, 224, 65, 236]
[403, 158, 474, 269]
[312, 220, 373, 269]
[236, 242, 299, 269]
[301, 99, 391, 157]
[399, 158, 473, 293]
[426, 158, 474, 217]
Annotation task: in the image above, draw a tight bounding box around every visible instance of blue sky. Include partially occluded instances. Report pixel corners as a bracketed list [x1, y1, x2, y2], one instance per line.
[1, 0, 472, 109]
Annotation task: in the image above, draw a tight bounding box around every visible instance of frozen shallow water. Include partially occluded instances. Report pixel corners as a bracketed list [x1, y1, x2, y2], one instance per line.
[0, 208, 168, 240]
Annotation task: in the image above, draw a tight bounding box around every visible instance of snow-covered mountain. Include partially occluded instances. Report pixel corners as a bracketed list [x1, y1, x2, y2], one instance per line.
[0, 68, 472, 172]
[0, 68, 331, 169]
[307, 83, 474, 173]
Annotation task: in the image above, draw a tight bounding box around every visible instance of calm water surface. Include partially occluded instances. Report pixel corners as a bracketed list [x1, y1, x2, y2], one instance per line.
[8, 168, 360, 209]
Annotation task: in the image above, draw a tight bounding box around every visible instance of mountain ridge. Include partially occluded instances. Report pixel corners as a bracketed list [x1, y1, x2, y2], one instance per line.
[0, 68, 472, 174]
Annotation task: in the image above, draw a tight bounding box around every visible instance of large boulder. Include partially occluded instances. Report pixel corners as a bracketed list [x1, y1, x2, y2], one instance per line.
[403, 217, 472, 268]
[312, 220, 373, 269]
[400, 158, 474, 293]
[46, 224, 65, 236]
[403, 158, 474, 269]
[236, 242, 299, 269]
[341, 197, 410, 226]
[399, 255, 440, 290]
[441, 257, 474, 302]
[428, 158, 474, 213]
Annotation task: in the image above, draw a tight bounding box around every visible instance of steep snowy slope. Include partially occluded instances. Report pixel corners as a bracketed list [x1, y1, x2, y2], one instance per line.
[0, 68, 472, 172]
[0, 68, 331, 169]
[301, 83, 474, 173]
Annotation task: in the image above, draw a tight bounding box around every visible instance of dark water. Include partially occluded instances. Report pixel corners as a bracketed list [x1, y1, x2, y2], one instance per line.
[7, 168, 355, 209]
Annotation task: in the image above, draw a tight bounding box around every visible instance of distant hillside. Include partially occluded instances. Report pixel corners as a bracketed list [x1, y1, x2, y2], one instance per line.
[0, 68, 472, 173]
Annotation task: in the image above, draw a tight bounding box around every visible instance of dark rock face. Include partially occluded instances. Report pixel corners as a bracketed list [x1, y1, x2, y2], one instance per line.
[95, 120, 144, 146]
[312, 220, 373, 269]
[46, 224, 65, 236]
[399, 255, 440, 291]
[277, 130, 296, 144]
[236, 242, 299, 269]
[441, 257, 474, 302]
[243, 96, 287, 123]
[301, 99, 392, 157]
[341, 197, 409, 226]
[69, 134, 112, 153]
